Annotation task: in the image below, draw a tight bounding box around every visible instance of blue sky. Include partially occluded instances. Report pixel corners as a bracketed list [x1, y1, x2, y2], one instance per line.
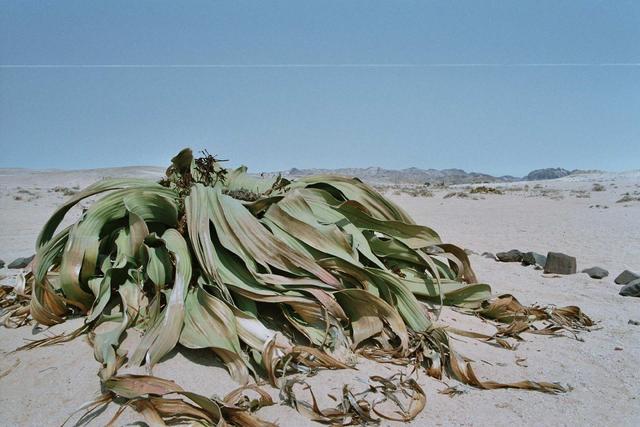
[0, 1, 638, 176]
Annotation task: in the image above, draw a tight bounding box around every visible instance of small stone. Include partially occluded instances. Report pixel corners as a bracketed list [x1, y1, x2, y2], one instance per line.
[581, 267, 609, 279]
[481, 252, 496, 260]
[614, 270, 640, 285]
[544, 252, 577, 275]
[496, 250, 523, 263]
[7, 255, 35, 269]
[464, 248, 478, 255]
[521, 252, 547, 267]
[0, 259, 4, 269]
[629, 320, 640, 326]
[619, 279, 640, 297]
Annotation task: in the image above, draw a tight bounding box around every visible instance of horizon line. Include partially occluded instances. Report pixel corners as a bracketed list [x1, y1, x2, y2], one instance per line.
[1, 164, 635, 176]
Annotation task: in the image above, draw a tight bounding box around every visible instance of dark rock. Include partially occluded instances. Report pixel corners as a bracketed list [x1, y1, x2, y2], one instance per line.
[496, 250, 523, 263]
[481, 252, 496, 260]
[521, 252, 547, 267]
[629, 320, 640, 326]
[0, 259, 4, 269]
[619, 279, 640, 297]
[614, 270, 640, 285]
[544, 252, 577, 275]
[581, 267, 609, 280]
[464, 248, 478, 255]
[7, 255, 35, 269]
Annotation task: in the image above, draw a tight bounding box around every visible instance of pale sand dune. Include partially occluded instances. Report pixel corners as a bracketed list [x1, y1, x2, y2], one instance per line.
[0, 169, 639, 426]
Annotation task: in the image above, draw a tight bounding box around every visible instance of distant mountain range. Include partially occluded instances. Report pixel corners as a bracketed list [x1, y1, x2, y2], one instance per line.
[276, 166, 599, 185]
[0, 165, 601, 186]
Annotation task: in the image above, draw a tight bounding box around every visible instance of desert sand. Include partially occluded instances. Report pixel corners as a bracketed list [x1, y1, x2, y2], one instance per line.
[0, 168, 639, 426]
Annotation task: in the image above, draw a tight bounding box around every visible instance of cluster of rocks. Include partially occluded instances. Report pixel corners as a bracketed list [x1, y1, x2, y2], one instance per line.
[488, 249, 568, 271]
[615, 270, 640, 297]
[484, 249, 639, 298]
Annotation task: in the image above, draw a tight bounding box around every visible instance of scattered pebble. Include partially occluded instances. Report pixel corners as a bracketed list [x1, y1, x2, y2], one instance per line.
[581, 267, 609, 280]
[619, 279, 640, 297]
[628, 320, 640, 326]
[522, 252, 547, 268]
[7, 255, 35, 269]
[544, 252, 577, 275]
[614, 270, 640, 285]
[496, 249, 523, 263]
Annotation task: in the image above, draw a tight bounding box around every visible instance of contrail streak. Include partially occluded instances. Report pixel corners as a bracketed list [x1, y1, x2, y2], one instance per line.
[1, 63, 639, 69]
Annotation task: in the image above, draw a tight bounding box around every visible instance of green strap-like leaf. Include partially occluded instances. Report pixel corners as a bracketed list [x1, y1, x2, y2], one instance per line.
[129, 229, 191, 367]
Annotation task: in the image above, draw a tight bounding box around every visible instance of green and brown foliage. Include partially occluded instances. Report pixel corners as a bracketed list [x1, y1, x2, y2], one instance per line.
[1, 149, 592, 425]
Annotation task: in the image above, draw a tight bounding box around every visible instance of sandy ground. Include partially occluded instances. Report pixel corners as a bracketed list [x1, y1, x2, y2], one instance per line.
[0, 168, 639, 426]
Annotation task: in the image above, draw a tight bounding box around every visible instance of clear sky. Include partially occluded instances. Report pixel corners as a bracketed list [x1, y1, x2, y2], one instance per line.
[1, 1, 638, 176]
